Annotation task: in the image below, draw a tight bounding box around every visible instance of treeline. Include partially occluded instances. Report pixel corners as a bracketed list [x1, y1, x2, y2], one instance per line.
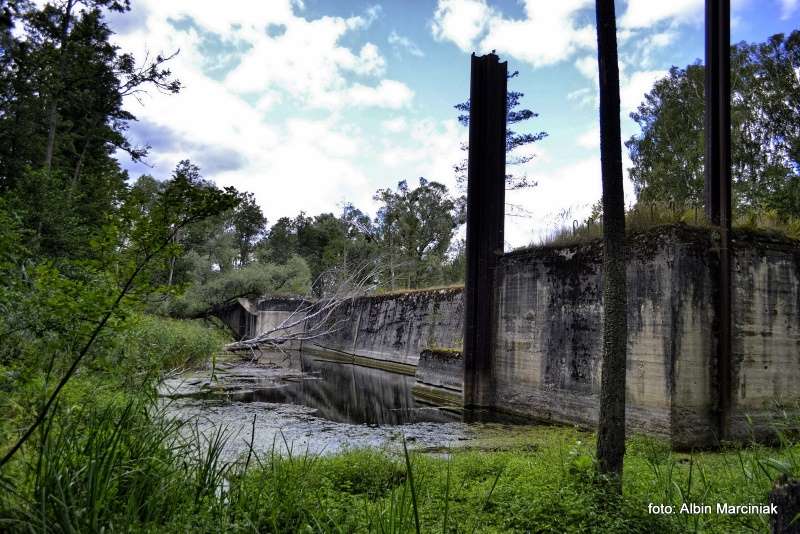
[626, 30, 800, 225]
[153, 172, 467, 318]
[0, 0, 467, 336]
[258, 178, 466, 293]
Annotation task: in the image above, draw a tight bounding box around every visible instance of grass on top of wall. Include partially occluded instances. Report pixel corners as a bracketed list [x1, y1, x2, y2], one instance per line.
[534, 202, 800, 249]
[370, 283, 464, 298]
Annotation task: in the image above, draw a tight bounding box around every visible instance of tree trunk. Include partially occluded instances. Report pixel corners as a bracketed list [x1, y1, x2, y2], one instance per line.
[67, 137, 90, 205]
[43, 0, 74, 173]
[594, 0, 628, 488]
[770, 476, 800, 533]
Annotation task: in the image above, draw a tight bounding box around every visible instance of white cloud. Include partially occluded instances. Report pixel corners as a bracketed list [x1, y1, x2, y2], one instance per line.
[574, 55, 598, 84]
[577, 126, 600, 149]
[431, 0, 595, 69]
[621, 69, 667, 114]
[620, 0, 704, 29]
[388, 31, 425, 57]
[222, 13, 411, 110]
[381, 117, 408, 133]
[344, 80, 414, 109]
[107, 0, 416, 225]
[780, 0, 800, 19]
[567, 87, 595, 108]
[479, 0, 596, 68]
[430, 0, 494, 52]
[504, 157, 602, 245]
[380, 119, 465, 192]
[648, 31, 677, 47]
[571, 52, 665, 115]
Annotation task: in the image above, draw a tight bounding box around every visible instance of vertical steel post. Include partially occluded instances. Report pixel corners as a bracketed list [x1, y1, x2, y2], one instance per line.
[705, 0, 732, 440]
[463, 52, 507, 408]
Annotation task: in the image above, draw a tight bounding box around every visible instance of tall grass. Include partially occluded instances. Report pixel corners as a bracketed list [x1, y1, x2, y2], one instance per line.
[3, 401, 800, 532]
[0, 396, 231, 532]
[3, 311, 800, 531]
[538, 201, 799, 248]
[114, 314, 227, 377]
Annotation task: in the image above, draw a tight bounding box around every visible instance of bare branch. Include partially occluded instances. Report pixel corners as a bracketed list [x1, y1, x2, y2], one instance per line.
[224, 262, 381, 352]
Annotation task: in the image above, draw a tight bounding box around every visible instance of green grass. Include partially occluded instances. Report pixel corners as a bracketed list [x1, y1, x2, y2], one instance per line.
[3, 405, 798, 532]
[2, 313, 798, 532]
[537, 201, 800, 248]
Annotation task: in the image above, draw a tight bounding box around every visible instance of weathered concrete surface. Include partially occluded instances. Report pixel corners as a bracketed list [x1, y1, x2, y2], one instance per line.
[218, 297, 310, 348]
[228, 226, 799, 448]
[307, 287, 463, 369]
[414, 348, 464, 405]
[492, 225, 800, 449]
[492, 226, 719, 448]
[729, 230, 800, 442]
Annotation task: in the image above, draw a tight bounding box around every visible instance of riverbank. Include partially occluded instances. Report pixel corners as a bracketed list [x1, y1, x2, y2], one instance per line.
[3, 325, 798, 532]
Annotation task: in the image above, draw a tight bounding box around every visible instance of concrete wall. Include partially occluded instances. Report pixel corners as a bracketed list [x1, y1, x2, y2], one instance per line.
[492, 226, 719, 447]
[730, 231, 800, 440]
[490, 226, 800, 448]
[238, 225, 799, 448]
[218, 297, 310, 347]
[307, 287, 463, 370]
[413, 348, 464, 405]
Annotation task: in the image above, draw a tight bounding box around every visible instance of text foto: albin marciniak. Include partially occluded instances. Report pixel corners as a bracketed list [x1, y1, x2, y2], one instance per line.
[648, 502, 779, 515]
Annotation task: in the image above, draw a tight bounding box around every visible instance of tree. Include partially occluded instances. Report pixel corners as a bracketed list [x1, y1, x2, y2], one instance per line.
[626, 64, 705, 210]
[454, 71, 548, 190]
[0, 162, 239, 469]
[260, 216, 297, 264]
[167, 256, 312, 320]
[373, 178, 464, 289]
[595, 0, 628, 488]
[0, 0, 180, 257]
[626, 31, 800, 219]
[231, 191, 267, 267]
[260, 209, 378, 295]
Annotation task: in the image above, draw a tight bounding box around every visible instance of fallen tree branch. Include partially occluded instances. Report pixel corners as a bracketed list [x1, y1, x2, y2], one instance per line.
[225, 262, 380, 352]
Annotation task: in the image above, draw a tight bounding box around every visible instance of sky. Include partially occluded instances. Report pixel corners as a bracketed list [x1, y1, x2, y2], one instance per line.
[104, 0, 800, 248]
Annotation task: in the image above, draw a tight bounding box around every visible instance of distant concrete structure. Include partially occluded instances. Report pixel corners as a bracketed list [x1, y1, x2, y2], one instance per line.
[217, 296, 311, 349]
[269, 226, 800, 450]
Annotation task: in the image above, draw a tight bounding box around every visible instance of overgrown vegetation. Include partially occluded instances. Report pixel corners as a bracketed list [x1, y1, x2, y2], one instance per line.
[4, 405, 800, 533]
[626, 30, 800, 223]
[537, 201, 800, 248]
[2, 0, 800, 531]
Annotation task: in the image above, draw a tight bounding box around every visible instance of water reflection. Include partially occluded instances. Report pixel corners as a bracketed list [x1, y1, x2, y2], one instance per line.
[228, 354, 456, 425]
[160, 352, 472, 459]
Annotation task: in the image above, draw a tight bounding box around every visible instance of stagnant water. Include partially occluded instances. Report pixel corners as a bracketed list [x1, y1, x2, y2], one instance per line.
[159, 352, 478, 460]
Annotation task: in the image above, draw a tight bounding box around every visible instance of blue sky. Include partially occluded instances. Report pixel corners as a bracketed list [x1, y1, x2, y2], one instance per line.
[107, 0, 800, 247]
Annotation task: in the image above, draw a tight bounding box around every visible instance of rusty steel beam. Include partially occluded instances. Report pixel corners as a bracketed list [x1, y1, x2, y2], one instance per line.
[463, 52, 507, 408]
[705, 0, 732, 440]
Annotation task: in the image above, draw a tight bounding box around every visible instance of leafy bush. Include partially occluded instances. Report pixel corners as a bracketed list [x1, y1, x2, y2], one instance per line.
[166, 255, 312, 318]
[113, 314, 227, 378]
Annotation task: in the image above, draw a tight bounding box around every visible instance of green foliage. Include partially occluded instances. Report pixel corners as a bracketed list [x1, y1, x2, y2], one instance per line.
[321, 448, 406, 498]
[260, 210, 376, 295]
[373, 177, 465, 290]
[538, 200, 800, 248]
[0, 396, 234, 533]
[4, 385, 800, 533]
[0, 0, 180, 258]
[167, 256, 312, 318]
[113, 314, 226, 376]
[627, 30, 800, 222]
[627, 64, 705, 210]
